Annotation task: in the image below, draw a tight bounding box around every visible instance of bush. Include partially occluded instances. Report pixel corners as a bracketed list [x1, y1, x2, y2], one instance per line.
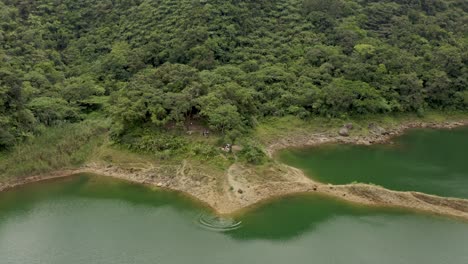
[117, 129, 188, 157]
[190, 143, 219, 158]
[0, 127, 15, 150]
[238, 144, 267, 165]
[28, 97, 81, 125]
[0, 120, 107, 178]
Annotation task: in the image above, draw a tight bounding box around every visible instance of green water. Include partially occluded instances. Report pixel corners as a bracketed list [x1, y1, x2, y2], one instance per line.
[280, 127, 468, 198]
[0, 174, 467, 263]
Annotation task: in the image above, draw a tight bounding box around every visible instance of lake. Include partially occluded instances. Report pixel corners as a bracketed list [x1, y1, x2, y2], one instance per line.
[0, 174, 467, 264]
[280, 127, 468, 198]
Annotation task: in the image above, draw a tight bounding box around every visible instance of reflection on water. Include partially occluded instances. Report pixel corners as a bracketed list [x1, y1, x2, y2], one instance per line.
[0, 174, 467, 264]
[280, 126, 468, 198]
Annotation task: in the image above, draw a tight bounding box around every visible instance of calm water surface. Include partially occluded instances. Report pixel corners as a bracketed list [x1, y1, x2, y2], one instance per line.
[280, 127, 468, 198]
[0, 174, 467, 263]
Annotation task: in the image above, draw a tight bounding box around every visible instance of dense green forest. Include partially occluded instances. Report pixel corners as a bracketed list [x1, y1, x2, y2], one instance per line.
[0, 0, 467, 151]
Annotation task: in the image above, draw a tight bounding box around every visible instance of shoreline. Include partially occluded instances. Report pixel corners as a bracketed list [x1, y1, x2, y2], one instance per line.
[266, 119, 468, 157]
[1, 119, 468, 221]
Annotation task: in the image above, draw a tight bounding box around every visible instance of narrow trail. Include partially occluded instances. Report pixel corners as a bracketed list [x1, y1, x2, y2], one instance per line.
[2, 161, 468, 221]
[177, 160, 187, 178]
[1, 120, 468, 221]
[225, 165, 241, 204]
[225, 164, 259, 209]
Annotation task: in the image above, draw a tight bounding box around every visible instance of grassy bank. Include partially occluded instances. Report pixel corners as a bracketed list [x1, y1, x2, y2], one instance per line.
[255, 111, 468, 146]
[1, 111, 467, 182]
[0, 120, 108, 179]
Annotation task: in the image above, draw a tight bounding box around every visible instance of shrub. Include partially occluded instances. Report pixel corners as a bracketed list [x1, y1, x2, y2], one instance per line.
[238, 144, 267, 165]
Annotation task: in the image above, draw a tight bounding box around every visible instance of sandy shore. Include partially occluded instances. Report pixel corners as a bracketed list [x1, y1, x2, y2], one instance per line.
[1, 119, 468, 221]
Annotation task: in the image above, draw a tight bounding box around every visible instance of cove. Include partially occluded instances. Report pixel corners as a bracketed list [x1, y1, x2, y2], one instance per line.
[0, 174, 468, 264]
[280, 126, 468, 198]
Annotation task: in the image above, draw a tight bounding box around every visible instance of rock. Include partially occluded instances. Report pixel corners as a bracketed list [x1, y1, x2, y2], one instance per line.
[339, 127, 350, 137]
[368, 123, 387, 135]
[344, 123, 354, 130]
[231, 145, 243, 153]
[238, 189, 244, 194]
[356, 139, 365, 145]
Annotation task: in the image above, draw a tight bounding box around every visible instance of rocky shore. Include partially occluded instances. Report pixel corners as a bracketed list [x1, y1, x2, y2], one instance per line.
[1, 119, 468, 221]
[266, 120, 468, 157]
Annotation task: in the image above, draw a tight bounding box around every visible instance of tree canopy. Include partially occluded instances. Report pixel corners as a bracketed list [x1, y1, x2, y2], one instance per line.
[0, 0, 466, 149]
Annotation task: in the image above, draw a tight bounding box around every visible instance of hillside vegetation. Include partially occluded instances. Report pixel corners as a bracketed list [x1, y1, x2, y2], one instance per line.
[0, 0, 467, 161]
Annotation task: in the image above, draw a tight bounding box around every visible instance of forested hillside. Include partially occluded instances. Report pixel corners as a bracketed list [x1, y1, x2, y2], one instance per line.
[1, 0, 467, 150]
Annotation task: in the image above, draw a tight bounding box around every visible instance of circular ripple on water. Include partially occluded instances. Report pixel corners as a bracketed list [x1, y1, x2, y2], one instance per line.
[197, 213, 242, 232]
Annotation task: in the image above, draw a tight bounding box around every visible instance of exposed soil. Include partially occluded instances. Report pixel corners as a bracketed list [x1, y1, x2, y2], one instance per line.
[1, 119, 468, 221]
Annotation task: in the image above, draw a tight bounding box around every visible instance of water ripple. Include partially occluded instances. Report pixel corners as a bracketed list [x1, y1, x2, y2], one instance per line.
[196, 213, 242, 232]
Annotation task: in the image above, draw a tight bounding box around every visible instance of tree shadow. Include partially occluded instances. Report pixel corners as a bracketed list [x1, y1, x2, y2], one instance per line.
[0, 173, 208, 222]
[226, 193, 407, 241]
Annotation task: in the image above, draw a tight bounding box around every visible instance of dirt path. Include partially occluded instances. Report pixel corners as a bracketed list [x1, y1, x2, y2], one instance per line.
[2, 161, 468, 221]
[1, 120, 468, 221]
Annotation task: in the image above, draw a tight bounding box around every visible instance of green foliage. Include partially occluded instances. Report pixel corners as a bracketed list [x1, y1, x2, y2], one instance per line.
[458, 91, 468, 106]
[202, 104, 243, 134]
[0, 0, 466, 153]
[238, 143, 267, 165]
[28, 97, 80, 125]
[110, 63, 203, 128]
[114, 127, 222, 161]
[0, 126, 16, 150]
[122, 132, 187, 154]
[61, 76, 105, 103]
[321, 78, 390, 116]
[354, 44, 376, 58]
[0, 120, 107, 178]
